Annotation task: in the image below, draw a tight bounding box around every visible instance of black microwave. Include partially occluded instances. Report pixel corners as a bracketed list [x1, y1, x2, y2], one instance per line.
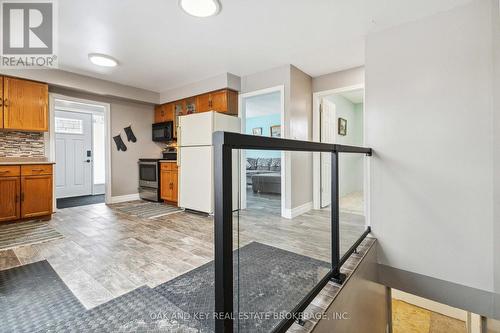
[152, 121, 173, 142]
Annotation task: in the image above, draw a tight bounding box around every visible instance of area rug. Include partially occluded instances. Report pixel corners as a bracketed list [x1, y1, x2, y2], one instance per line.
[0, 260, 85, 333]
[114, 201, 183, 219]
[0, 221, 64, 251]
[41, 286, 208, 333]
[154, 242, 330, 332]
[2, 243, 329, 332]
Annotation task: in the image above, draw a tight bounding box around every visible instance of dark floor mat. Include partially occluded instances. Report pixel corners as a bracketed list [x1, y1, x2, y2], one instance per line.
[57, 194, 105, 209]
[154, 242, 330, 332]
[42, 286, 208, 333]
[0, 260, 85, 333]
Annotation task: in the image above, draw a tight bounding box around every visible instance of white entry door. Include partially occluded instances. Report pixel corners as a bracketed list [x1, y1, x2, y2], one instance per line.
[55, 111, 93, 198]
[320, 99, 336, 208]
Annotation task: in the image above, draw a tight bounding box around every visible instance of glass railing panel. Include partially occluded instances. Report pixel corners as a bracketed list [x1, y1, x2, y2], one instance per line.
[233, 149, 331, 332]
[338, 152, 367, 257]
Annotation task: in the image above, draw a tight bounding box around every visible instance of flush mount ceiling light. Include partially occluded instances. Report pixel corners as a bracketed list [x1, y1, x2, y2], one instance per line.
[179, 0, 221, 17]
[88, 53, 118, 67]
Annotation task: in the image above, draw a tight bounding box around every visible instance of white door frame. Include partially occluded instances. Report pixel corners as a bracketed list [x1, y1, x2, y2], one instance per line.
[48, 93, 112, 210]
[312, 84, 369, 221]
[238, 85, 287, 218]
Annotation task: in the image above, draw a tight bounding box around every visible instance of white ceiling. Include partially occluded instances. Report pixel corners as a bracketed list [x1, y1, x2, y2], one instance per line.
[57, 0, 473, 92]
[244, 91, 281, 118]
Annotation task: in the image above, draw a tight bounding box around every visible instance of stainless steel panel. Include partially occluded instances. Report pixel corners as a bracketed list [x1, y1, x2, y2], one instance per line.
[313, 243, 389, 333]
[138, 186, 159, 202]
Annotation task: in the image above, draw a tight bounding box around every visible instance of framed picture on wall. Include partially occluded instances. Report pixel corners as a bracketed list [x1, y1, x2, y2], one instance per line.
[270, 125, 281, 138]
[252, 127, 262, 136]
[338, 118, 347, 136]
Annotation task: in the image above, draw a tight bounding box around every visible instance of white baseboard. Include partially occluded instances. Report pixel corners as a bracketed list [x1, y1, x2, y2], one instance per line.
[93, 183, 105, 195]
[109, 193, 140, 204]
[282, 201, 313, 219]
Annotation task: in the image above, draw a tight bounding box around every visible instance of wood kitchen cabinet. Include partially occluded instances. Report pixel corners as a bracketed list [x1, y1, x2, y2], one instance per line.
[0, 176, 20, 222]
[196, 89, 238, 115]
[2, 77, 49, 131]
[21, 174, 53, 218]
[160, 162, 178, 204]
[154, 88, 238, 130]
[0, 164, 53, 223]
[154, 103, 174, 123]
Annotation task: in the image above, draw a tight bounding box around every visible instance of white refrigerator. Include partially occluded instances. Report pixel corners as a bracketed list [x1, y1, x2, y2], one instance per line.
[178, 111, 241, 214]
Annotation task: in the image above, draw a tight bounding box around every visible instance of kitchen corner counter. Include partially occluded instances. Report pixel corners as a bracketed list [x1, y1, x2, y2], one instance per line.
[0, 158, 55, 165]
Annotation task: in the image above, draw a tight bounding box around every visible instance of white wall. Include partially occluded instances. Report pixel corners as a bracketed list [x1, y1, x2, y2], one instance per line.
[366, 0, 495, 291]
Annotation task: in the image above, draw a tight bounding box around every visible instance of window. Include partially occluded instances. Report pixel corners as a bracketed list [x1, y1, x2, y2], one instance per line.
[55, 117, 83, 134]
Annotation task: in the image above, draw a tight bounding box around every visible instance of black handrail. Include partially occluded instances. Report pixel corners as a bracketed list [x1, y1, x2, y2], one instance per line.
[213, 131, 372, 333]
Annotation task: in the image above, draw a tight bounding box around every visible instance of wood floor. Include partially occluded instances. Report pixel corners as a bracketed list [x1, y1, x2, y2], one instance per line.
[0, 191, 367, 311]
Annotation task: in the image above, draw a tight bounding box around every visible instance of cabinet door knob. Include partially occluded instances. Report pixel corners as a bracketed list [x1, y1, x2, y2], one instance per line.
[4, 99, 9, 107]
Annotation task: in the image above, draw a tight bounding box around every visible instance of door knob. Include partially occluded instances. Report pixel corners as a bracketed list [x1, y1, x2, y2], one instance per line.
[85, 159, 91, 163]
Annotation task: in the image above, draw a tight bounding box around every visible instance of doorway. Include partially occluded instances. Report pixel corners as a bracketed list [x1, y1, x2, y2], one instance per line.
[313, 86, 366, 215]
[50, 96, 110, 209]
[239, 86, 286, 217]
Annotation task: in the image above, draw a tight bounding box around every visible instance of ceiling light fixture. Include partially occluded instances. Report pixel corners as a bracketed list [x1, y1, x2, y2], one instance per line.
[88, 53, 118, 67]
[179, 0, 221, 17]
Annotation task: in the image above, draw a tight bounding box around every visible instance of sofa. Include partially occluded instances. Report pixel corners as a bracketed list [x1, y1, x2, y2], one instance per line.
[246, 157, 281, 194]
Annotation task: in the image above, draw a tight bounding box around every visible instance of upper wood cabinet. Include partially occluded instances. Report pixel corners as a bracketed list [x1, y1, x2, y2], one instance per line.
[196, 94, 211, 113]
[2, 77, 49, 131]
[196, 89, 238, 115]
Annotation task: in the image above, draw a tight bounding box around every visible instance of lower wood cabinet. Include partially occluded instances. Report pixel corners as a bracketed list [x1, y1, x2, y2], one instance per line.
[21, 174, 53, 218]
[0, 164, 53, 223]
[160, 162, 178, 204]
[0, 177, 20, 222]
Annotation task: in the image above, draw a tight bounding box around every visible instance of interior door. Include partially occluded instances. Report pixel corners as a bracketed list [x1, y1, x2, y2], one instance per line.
[55, 110, 93, 198]
[320, 99, 336, 208]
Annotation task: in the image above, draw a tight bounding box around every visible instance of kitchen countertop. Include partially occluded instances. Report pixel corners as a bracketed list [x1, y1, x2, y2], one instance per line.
[159, 160, 177, 163]
[0, 157, 55, 165]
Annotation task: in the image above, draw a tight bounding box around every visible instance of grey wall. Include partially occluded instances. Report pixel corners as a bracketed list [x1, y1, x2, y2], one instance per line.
[492, 0, 500, 294]
[241, 65, 315, 212]
[312, 66, 364, 93]
[159, 72, 241, 103]
[51, 88, 163, 197]
[290, 66, 313, 208]
[365, 0, 495, 292]
[241, 65, 294, 209]
[0, 69, 159, 103]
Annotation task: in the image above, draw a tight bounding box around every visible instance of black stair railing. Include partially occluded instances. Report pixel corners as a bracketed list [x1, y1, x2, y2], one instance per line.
[213, 131, 372, 333]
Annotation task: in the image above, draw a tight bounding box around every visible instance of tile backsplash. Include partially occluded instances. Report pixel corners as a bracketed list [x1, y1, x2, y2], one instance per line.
[0, 131, 45, 158]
